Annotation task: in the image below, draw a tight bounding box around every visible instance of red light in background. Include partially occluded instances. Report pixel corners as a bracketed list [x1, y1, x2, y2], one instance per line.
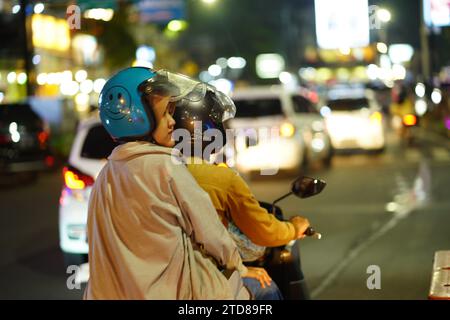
[45, 155, 54, 167]
[308, 91, 319, 104]
[38, 131, 49, 145]
[0, 134, 11, 144]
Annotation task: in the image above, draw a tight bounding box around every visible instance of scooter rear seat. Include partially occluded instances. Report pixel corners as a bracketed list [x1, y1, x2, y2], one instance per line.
[428, 251, 450, 300]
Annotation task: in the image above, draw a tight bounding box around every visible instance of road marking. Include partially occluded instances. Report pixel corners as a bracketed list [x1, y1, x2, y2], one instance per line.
[310, 160, 431, 298]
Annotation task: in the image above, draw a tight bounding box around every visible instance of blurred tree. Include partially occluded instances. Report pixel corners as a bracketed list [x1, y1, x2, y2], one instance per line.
[96, 2, 137, 71]
[129, 6, 192, 73]
[90, 0, 193, 73]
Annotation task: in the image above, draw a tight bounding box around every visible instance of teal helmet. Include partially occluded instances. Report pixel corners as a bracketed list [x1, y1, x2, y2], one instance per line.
[99, 67, 217, 142]
[99, 67, 157, 141]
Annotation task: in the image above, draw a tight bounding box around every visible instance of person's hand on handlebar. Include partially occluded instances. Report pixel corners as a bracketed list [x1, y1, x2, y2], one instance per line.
[289, 216, 310, 239]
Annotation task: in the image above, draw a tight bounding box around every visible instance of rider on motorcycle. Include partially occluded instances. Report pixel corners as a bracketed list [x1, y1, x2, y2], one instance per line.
[85, 67, 250, 299]
[171, 81, 312, 299]
[390, 80, 416, 142]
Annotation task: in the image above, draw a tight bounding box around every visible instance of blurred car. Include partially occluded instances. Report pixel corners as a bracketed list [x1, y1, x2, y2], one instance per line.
[227, 86, 332, 174]
[0, 103, 54, 176]
[320, 86, 385, 151]
[59, 117, 119, 267]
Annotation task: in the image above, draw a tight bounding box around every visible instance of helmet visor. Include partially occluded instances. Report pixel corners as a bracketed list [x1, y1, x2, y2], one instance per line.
[140, 69, 236, 123]
[139, 70, 202, 102]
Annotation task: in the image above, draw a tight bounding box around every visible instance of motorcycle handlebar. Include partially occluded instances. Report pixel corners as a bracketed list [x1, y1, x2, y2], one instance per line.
[285, 226, 322, 251]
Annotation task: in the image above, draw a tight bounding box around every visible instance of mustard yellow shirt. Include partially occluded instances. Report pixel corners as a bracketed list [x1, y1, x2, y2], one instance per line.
[187, 160, 296, 247]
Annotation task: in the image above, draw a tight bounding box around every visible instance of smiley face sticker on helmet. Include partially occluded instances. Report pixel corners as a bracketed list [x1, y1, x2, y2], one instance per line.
[101, 86, 132, 120]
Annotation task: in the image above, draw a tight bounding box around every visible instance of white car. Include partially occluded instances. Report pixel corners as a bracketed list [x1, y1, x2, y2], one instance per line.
[320, 87, 386, 151]
[59, 117, 118, 267]
[227, 86, 332, 175]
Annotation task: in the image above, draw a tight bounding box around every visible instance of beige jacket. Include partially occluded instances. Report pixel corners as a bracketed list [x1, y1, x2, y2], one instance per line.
[83, 141, 247, 300]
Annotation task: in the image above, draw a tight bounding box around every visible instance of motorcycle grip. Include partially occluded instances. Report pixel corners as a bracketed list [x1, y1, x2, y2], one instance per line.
[305, 227, 322, 239]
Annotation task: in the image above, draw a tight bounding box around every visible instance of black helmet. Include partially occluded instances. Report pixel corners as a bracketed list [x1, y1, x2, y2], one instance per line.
[173, 85, 236, 152]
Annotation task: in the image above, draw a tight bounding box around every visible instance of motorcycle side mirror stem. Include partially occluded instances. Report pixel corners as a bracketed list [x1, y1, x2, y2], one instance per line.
[271, 176, 326, 214]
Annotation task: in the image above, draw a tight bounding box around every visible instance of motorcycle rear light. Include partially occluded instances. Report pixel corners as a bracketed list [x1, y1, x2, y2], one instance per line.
[63, 166, 94, 190]
[403, 114, 417, 126]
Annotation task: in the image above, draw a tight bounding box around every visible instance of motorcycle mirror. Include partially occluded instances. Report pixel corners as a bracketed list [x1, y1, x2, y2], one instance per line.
[291, 176, 326, 198]
[271, 176, 326, 214]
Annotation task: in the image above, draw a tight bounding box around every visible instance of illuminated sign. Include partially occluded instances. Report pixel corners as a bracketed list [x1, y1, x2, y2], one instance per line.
[138, 0, 185, 24]
[314, 0, 370, 49]
[423, 0, 450, 27]
[32, 15, 70, 51]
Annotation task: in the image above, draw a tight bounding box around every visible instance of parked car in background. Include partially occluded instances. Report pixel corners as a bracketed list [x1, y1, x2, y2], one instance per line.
[320, 86, 386, 152]
[227, 85, 332, 175]
[0, 103, 54, 179]
[59, 116, 118, 267]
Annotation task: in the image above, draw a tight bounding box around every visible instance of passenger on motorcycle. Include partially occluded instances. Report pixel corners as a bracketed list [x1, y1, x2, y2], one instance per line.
[171, 81, 311, 300]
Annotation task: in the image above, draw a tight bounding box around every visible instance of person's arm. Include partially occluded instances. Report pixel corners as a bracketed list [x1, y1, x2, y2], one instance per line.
[168, 162, 247, 276]
[226, 172, 298, 247]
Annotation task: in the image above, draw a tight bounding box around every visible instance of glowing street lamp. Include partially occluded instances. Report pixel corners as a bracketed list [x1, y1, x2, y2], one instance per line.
[377, 8, 391, 23]
[167, 20, 188, 32]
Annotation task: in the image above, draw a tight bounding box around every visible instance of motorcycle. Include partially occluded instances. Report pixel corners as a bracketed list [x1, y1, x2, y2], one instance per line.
[245, 176, 326, 300]
[391, 113, 419, 147]
[401, 113, 418, 146]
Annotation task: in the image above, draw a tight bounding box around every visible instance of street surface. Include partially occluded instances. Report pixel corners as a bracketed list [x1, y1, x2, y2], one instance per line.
[0, 130, 449, 299]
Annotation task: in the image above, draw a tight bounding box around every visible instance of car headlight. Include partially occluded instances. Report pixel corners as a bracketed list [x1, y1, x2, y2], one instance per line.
[280, 122, 295, 137]
[370, 111, 382, 125]
[312, 137, 325, 152]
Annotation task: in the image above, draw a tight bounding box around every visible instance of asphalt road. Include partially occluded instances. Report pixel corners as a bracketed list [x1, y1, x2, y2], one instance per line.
[0, 129, 449, 299]
[250, 130, 450, 299]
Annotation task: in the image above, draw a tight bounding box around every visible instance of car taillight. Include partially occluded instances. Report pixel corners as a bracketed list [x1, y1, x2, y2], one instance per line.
[403, 114, 417, 127]
[38, 130, 49, 144]
[63, 166, 94, 190]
